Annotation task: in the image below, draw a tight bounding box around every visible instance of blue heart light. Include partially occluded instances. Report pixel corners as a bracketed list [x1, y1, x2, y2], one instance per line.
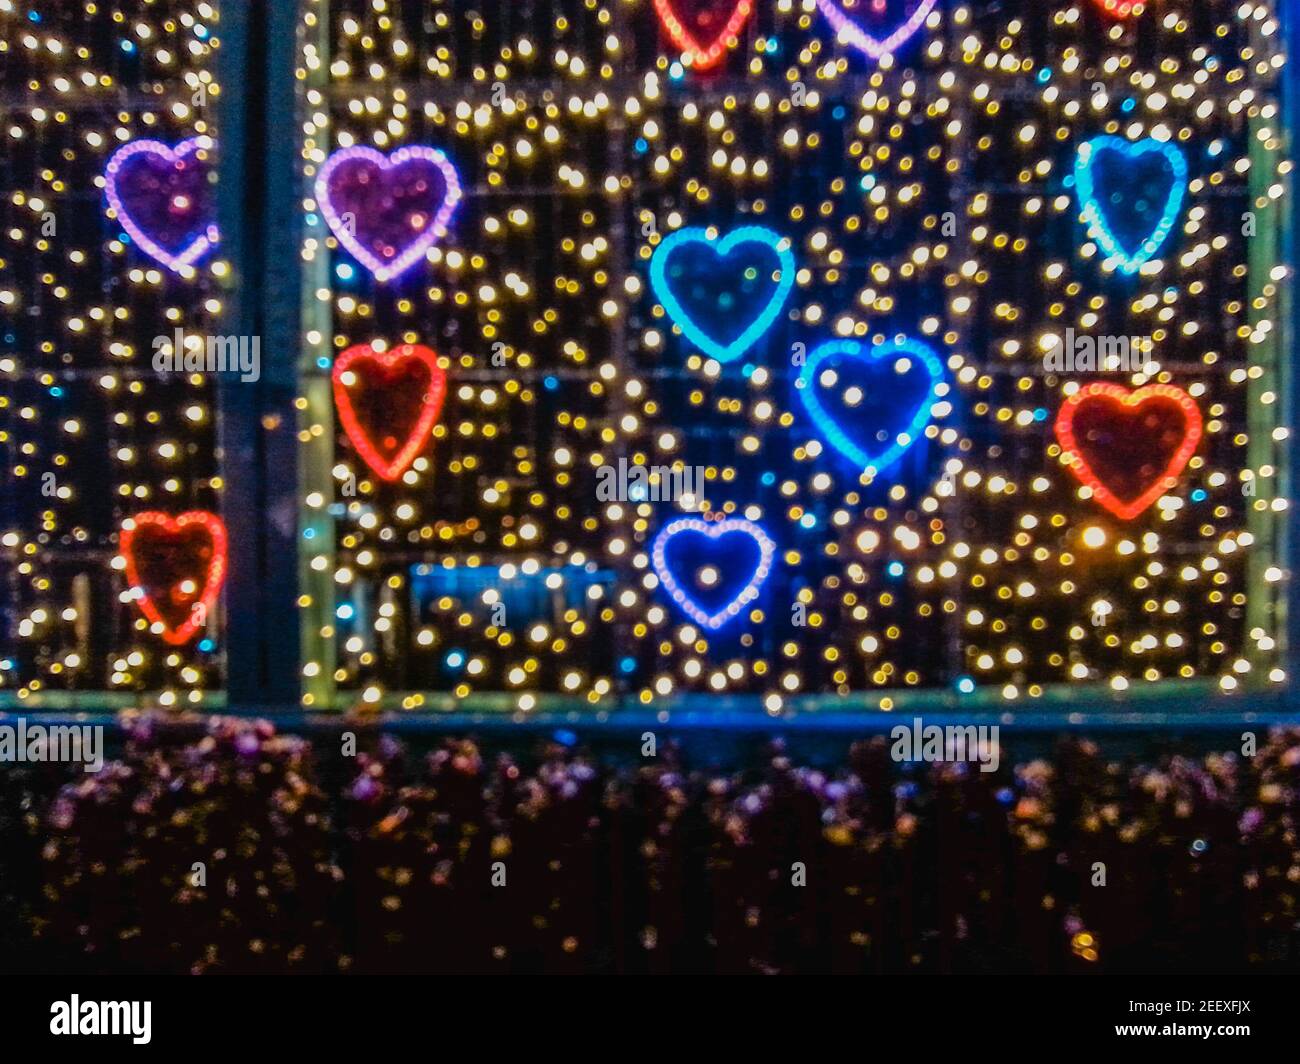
[649, 225, 795, 363]
[651, 517, 776, 630]
[796, 336, 946, 473]
[1074, 135, 1187, 276]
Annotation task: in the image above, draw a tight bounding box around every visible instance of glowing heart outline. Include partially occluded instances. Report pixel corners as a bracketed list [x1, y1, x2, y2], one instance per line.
[120, 510, 228, 646]
[333, 342, 448, 482]
[1054, 382, 1203, 520]
[814, 0, 939, 61]
[651, 517, 776, 630]
[1074, 135, 1187, 276]
[653, 0, 755, 70]
[1093, 0, 1145, 19]
[649, 225, 796, 363]
[797, 336, 946, 474]
[315, 145, 464, 283]
[103, 136, 220, 274]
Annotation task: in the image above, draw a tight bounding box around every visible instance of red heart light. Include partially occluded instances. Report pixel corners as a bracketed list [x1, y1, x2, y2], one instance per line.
[1093, 0, 1144, 17]
[653, 0, 754, 71]
[1054, 382, 1202, 520]
[332, 342, 447, 482]
[120, 510, 228, 646]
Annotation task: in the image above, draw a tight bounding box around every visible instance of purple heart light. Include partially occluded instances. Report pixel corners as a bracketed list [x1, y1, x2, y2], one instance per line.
[104, 136, 219, 274]
[815, 0, 938, 60]
[315, 145, 463, 283]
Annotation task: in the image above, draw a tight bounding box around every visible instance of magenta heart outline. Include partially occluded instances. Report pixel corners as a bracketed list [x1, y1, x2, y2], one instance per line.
[103, 136, 219, 274]
[315, 145, 464, 283]
[814, 0, 939, 60]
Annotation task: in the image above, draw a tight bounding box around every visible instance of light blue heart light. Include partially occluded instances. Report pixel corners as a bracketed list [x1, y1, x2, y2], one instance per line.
[651, 517, 776, 631]
[797, 336, 946, 474]
[649, 225, 796, 363]
[1074, 134, 1188, 276]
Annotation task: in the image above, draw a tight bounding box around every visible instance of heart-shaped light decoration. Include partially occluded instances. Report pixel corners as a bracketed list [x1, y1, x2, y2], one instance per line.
[1074, 135, 1187, 276]
[333, 342, 447, 481]
[103, 136, 219, 273]
[653, 0, 755, 70]
[797, 336, 946, 473]
[815, 0, 939, 60]
[1093, 0, 1144, 18]
[649, 225, 795, 363]
[651, 517, 776, 630]
[1054, 382, 1203, 520]
[120, 510, 227, 646]
[315, 145, 463, 283]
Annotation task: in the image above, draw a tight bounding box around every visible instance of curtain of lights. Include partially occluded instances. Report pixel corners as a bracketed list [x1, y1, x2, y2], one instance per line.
[0, 1, 223, 708]
[297, 0, 1290, 714]
[0, 0, 1287, 714]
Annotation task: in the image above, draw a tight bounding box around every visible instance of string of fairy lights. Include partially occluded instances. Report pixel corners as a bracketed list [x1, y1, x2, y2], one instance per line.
[0, 1, 223, 702]
[0, 0, 1290, 711]
[289, 0, 1290, 712]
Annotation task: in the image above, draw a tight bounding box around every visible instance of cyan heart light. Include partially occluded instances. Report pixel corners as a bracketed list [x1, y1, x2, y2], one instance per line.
[651, 517, 776, 630]
[797, 336, 946, 473]
[649, 225, 795, 363]
[1074, 135, 1187, 276]
[815, 0, 939, 60]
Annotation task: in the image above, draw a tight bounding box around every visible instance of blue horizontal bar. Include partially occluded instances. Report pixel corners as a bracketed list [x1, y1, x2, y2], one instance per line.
[2, 707, 1297, 734]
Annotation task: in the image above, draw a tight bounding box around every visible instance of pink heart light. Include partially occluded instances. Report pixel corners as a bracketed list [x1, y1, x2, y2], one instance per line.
[315, 145, 463, 283]
[103, 136, 219, 274]
[814, 0, 939, 61]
